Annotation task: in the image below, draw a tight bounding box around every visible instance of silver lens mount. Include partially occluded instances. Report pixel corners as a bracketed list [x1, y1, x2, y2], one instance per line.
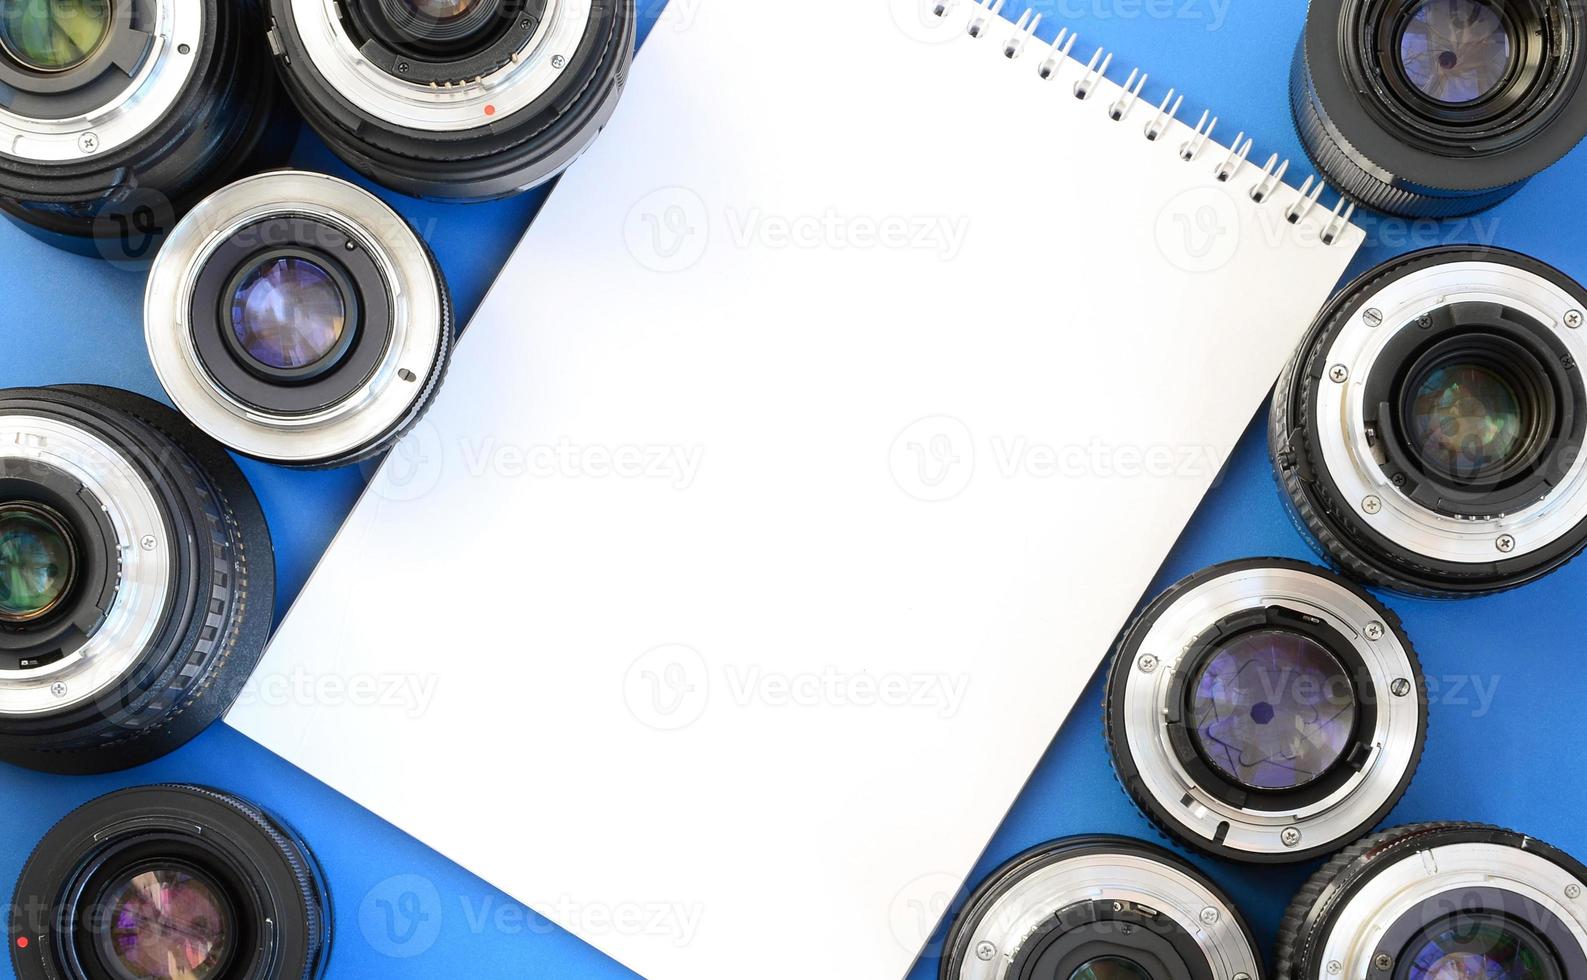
[1273, 246, 1587, 596]
[266, 0, 635, 199]
[0, 0, 200, 163]
[0, 415, 169, 715]
[1315, 259, 1587, 563]
[941, 836, 1263, 980]
[144, 170, 451, 467]
[1106, 559, 1426, 863]
[285, 0, 590, 132]
[1278, 823, 1587, 980]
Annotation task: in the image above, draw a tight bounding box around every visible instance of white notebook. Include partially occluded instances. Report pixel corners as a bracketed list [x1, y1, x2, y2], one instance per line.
[228, 2, 1364, 978]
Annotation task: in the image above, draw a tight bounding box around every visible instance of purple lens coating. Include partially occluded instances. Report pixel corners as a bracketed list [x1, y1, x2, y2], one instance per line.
[1070, 957, 1153, 980]
[1408, 922, 1549, 980]
[1190, 630, 1357, 791]
[229, 256, 348, 372]
[1399, 0, 1513, 104]
[101, 867, 231, 980]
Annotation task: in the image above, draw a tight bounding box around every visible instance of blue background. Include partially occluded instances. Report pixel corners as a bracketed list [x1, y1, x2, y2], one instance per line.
[4, 2, 1586, 977]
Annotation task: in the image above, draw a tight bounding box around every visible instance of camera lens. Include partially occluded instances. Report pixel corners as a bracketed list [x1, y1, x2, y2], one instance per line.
[0, 385, 273, 774]
[97, 864, 235, 979]
[9, 785, 330, 980]
[0, 0, 295, 262]
[940, 836, 1264, 980]
[265, 0, 637, 200]
[1292, 0, 1587, 217]
[1276, 823, 1587, 980]
[1271, 246, 1587, 596]
[145, 170, 453, 467]
[1105, 559, 1426, 863]
[0, 0, 112, 72]
[0, 501, 77, 623]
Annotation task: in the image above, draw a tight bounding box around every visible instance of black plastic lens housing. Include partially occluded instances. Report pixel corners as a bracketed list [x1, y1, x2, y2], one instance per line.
[1292, 0, 1587, 217]
[265, 0, 635, 200]
[1277, 823, 1587, 980]
[941, 836, 1265, 980]
[1271, 246, 1587, 596]
[0, 385, 273, 774]
[0, 0, 295, 262]
[10, 785, 330, 980]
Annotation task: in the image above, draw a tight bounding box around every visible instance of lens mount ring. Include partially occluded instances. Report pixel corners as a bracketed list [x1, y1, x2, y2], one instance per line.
[1303, 250, 1587, 573]
[0, 0, 202, 163]
[1279, 823, 1587, 980]
[146, 170, 447, 466]
[1106, 559, 1425, 863]
[281, 0, 589, 132]
[940, 836, 1263, 980]
[0, 413, 171, 717]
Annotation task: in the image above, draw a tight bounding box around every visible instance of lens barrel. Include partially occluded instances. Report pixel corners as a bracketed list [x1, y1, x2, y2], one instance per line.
[265, 0, 636, 200]
[10, 784, 330, 980]
[1271, 246, 1587, 597]
[1292, 0, 1587, 217]
[1105, 559, 1427, 863]
[0, 0, 295, 262]
[1277, 822, 1587, 980]
[0, 385, 273, 774]
[940, 836, 1264, 980]
[145, 170, 453, 467]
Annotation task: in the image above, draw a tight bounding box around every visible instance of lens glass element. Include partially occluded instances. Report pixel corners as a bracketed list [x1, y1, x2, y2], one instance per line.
[0, 502, 75, 623]
[1399, 0, 1514, 105]
[0, 0, 111, 72]
[228, 256, 349, 372]
[1070, 957, 1154, 980]
[401, 0, 481, 21]
[99, 866, 232, 980]
[1408, 921, 1551, 980]
[1190, 629, 1357, 791]
[1408, 360, 1527, 481]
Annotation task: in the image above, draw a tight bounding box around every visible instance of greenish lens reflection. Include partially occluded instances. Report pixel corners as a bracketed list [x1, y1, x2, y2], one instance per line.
[0, 502, 76, 623]
[1408, 361, 1527, 481]
[1069, 956, 1154, 980]
[0, 0, 112, 73]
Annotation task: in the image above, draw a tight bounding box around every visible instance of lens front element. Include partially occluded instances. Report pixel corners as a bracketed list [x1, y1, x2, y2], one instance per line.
[0, 501, 76, 624]
[0, 0, 111, 73]
[1406, 919, 1552, 980]
[1190, 629, 1358, 792]
[1405, 358, 1531, 482]
[1069, 957, 1155, 980]
[228, 255, 350, 374]
[1398, 0, 1515, 105]
[97, 866, 234, 980]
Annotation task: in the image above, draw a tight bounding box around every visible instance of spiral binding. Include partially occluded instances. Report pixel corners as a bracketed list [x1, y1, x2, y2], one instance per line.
[937, 0, 1358, 246]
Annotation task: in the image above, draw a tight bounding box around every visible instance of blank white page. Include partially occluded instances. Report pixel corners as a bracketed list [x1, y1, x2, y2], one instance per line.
[228, 2, 1364, 978]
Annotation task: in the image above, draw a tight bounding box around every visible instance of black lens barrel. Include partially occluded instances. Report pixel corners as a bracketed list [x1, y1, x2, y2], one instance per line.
[1293, 0, 1587, 217]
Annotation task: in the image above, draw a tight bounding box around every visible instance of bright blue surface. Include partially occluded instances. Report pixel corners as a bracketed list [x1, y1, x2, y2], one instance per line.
[3, 2, 1586, 978]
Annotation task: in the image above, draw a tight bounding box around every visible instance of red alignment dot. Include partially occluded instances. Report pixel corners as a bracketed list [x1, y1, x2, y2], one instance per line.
[484, 104, 496, 117]
[16, 936, 28, 949]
